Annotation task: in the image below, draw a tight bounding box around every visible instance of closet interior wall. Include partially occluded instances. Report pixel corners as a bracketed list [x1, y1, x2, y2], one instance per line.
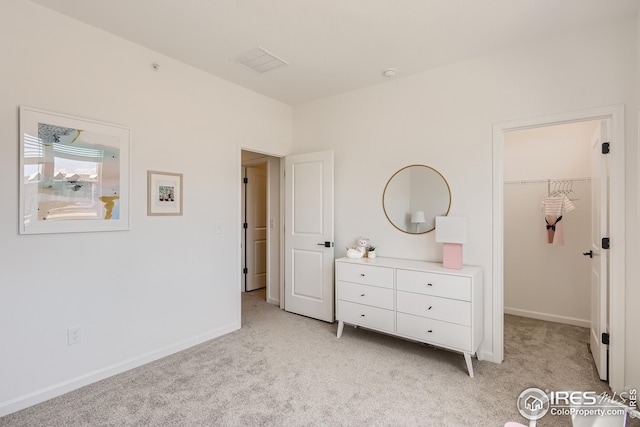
[503, 120, 599, 327]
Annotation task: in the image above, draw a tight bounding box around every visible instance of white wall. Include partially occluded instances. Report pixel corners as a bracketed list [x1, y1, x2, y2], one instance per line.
[293, 15, 638, 390]
[628, 8, 640, 394]
[266, 156, 282, 306]
[0, 0, 292, 415]
[504, 122, 597, 327]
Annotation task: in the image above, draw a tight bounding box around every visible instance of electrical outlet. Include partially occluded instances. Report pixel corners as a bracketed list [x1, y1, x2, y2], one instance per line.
[67, 326, 81, 345]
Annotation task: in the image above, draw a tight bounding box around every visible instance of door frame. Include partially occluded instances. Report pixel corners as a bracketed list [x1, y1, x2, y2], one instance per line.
[492, 105, 625, 392]
[238, 146, 286, 325]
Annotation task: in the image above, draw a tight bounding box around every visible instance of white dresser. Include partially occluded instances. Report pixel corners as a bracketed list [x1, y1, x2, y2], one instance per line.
[335, 256, 483, 377]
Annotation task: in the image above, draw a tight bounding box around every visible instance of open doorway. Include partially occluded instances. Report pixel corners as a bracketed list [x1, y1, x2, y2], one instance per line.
[503, 119, 613, 382]
[492, 105, 626, 392]
[240, 150, 282, 306]
[503, 120, 599, 329]
[238, 148, 335, 323]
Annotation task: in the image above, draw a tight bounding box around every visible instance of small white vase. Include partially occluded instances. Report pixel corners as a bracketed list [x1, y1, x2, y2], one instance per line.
[368, 251, 376, 259]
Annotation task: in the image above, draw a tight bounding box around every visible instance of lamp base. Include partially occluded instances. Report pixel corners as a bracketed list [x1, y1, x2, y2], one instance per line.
[442, 243, 463, 270]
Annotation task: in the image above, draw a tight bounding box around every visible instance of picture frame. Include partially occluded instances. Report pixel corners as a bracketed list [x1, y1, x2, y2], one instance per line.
[147, 171, 183, 216]
[19, 106, 131, 234]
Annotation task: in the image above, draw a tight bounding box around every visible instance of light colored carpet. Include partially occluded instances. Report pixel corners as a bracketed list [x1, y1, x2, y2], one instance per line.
[0, 290, 628, 427]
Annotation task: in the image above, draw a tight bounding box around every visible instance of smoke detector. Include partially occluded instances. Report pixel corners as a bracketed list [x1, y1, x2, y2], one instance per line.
[235, 47, 289, 73]
[382, 68, 397, 78]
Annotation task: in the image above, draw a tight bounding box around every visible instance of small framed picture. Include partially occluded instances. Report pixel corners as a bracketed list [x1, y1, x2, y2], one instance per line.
[147, 171, 183, 216]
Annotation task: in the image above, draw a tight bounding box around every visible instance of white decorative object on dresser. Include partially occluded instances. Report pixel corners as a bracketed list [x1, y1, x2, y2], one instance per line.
[335, 256, 483, 377]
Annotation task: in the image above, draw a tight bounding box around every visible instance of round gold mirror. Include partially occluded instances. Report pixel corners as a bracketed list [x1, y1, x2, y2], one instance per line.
[382, 164, 451, 234]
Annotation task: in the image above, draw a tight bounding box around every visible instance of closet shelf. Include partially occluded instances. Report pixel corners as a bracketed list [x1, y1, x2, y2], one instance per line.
[504, 177, 591, 201]
[503, 177, 591, 185]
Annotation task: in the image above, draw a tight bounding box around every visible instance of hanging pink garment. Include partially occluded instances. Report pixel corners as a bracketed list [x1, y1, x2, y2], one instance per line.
[541, 195, 575, 245]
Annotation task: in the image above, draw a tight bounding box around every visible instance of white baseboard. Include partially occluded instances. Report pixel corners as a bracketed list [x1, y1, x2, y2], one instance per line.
[504, 307, 590, 328]
[0, 322, 239, 417]
[476, 349, 496, 363]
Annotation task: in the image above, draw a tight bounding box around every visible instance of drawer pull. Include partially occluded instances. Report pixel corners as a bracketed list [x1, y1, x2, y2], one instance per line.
[427, 329, 433, 333]
[426, 283, 433, 287]
[427, 306, 432, 310]
[360, 314, 366, 317]
[360, 273, 366, 276]
[360, 294, 365, 297]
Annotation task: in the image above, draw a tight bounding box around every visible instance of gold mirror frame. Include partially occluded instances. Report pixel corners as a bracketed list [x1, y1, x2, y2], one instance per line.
[382, 164, 451, 234]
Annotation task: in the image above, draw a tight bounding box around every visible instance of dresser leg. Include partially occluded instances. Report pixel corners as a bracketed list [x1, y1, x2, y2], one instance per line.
[337, 320, 344, 338]
[464, 353, 474, 378]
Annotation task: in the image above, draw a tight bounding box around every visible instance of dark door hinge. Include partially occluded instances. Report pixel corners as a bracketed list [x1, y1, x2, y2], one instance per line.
[602, 332, 610, 345]
[242, 267, 248, 274]
[602, 238, 610, 250]
[243, 222, 248, 229]
[602, 142, 610, 154]
[243, 177, 248, 184]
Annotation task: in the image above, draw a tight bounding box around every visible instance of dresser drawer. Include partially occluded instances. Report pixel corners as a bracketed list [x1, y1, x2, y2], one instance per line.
[337, 300, 394, 333]
[396, 269, 471, 301]
[337, 281, 394, 310]
[396, 291, 471, 326]
[336, 262, 394, 289]
[396, 312, 471, 351]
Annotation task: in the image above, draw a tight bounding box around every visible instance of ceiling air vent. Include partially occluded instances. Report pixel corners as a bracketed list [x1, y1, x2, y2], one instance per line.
[235, 47, 288, 73]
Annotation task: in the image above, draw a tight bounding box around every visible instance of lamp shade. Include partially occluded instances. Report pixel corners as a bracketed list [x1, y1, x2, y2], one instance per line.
[435, 216, 468, 244]
[411, 211, 426, 224]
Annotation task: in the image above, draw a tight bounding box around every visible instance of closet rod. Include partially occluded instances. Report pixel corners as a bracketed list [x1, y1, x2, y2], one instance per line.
[503, 177, 592, 185]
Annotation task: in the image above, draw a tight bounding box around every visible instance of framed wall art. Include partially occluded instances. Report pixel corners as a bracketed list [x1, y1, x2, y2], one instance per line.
[19, 106, 131, 234]
[147, 171, 183, 216]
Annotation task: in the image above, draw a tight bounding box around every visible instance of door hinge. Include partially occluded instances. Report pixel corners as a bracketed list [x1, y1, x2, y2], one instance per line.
[243, 267, 248, 274]
[602, 142, 610, 154]
[602, 238, 610, 249]
[243, 222, 248, 229]
[243, 177, 248, 184]
[602, 332, 610, 345]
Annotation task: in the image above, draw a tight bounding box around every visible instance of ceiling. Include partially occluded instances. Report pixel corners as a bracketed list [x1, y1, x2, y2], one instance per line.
[29, 0, 639, 106]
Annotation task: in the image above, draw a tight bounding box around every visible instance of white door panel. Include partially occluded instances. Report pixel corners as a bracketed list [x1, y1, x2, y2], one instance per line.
[292, 161, 324, 233]
[292, 249, 324, 299]
[285, 150, 334, 322]
[246, 164, 267, 291]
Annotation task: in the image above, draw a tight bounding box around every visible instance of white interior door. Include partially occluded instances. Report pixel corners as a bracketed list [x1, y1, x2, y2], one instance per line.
[245, 164, 268, 292]
[284, 150, 334, 322]
[589, 120, 609, 380]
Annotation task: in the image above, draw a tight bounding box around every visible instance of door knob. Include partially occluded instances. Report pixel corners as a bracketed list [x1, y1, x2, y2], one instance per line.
[583, 250, 594, 258]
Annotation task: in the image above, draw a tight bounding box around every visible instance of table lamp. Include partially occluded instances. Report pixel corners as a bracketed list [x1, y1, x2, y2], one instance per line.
[411, 211, 426, 233]
[435, 216, 468, 269]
